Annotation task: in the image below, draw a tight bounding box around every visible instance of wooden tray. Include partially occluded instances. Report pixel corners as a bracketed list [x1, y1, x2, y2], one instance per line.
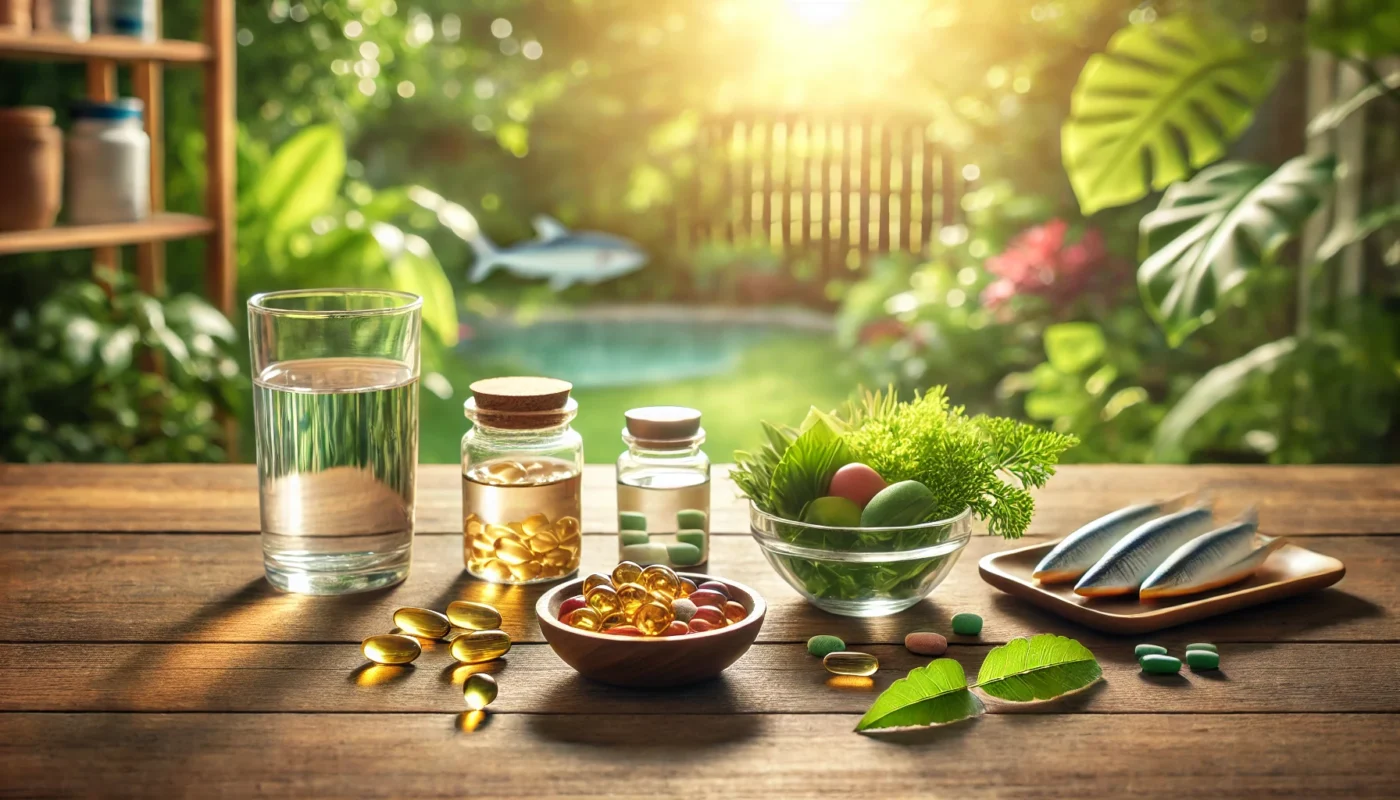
[979, 540, 1346, 635]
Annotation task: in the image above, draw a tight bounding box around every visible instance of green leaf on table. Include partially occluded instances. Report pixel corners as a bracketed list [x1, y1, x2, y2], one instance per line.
[1061, 15, 1281, 215]
[855, 659, 984, 733]
[1139, 155, 1335, 345]
[974, 634, 1102, 702]
[767, 416, 855, 520]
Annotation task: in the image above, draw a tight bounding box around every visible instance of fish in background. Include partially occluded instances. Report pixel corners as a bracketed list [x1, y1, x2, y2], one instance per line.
[1140, 508, 1283, 599]
[466, 215, 647, 290]
[1073, 502, 1216, 597]
[406, 188, 648, 291]
[1033, 496, 1192, 584]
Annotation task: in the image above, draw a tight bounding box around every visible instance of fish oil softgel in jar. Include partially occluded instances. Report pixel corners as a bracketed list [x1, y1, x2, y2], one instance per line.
[615, 407, 710, 568]
[462, 377, 583, 584]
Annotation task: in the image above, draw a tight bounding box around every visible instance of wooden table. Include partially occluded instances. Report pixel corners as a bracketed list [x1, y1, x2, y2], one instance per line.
[2, 464, 1398, 798]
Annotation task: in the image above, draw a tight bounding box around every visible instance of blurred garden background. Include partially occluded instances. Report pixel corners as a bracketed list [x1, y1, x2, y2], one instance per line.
[2, 0, 1397, 464]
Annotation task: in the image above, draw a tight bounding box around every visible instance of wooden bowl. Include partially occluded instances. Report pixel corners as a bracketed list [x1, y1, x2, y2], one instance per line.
[536, 573, 766, 687]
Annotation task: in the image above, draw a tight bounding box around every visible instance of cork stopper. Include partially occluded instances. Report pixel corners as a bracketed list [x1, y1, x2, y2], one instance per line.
[466, 376, 575, 430]
[624, 406, 704, 449]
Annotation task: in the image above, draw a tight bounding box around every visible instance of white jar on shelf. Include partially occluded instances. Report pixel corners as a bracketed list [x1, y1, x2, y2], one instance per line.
[33, 0, 92, 40]
[92, 0, 156, 41]
[65, 99, 150, 225]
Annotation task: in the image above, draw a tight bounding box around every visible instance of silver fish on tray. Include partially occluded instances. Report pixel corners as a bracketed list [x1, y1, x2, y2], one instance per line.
[1140, 508, 1284, 599]
[1033, 498, 1188, 584]
[1073, 503, 1216, 598]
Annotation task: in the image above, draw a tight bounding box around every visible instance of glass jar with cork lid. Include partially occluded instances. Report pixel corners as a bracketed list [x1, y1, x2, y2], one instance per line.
[616, 406, 711, 568]
[462, 377, 583, 584]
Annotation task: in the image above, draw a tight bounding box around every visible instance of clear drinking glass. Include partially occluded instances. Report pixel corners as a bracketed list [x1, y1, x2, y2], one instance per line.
[248, 289, 422, 595]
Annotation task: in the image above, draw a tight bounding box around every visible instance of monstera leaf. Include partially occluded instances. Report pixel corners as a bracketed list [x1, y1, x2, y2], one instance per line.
[1062, 16, 1281, 215]
[1139, 155, 1336, 345]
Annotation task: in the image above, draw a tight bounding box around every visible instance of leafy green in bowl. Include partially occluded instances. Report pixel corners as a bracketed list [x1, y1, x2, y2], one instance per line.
[750, 504, 973, 616]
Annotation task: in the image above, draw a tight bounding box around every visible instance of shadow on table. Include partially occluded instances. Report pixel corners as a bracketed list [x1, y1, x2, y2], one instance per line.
[522, 672, 762, 748]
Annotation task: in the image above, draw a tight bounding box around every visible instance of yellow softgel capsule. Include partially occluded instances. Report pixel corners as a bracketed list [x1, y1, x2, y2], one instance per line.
[392, 607, 452, 640]
[586, 585, 623, 617]
[823, 651, 879, 677]
[445, 600, 502, 631]
[520, 513, 552, 537]
[451, 629, 513, 664]
[478, 559, 512, 583]
[463, 673, 498, 710]
[634, 602, 675, 636]
[509, 561, 543, 582]
[677, 578, 698, 598]
[639, 564, 680, 598]
[527, 529, 558, 554]
[566, 607, 602, 631]
[616, 582, 651, 615]
[582, 573, 613, 594]
[612, 560, 643, 586]
[556, 516, 581, 541]
[543, 548, 572, 567]
[362, 634, 421, 665]
[599, 611, 628, 629]
[493, 536, 533, 566]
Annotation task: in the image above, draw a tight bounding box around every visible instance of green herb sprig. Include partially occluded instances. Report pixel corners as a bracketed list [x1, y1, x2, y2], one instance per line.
[734, 386, 1078, 540]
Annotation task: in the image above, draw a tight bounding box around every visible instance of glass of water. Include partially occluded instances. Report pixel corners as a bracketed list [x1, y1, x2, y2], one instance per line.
[248, 289, 422, 595]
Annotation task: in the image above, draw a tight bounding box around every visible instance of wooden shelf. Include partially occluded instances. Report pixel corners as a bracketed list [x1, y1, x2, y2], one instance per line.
[0, 213, 216, 255]
[0, 31, 211, 64]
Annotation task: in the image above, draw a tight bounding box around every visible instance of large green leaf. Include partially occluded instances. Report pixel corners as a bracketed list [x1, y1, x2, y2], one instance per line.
[767, 417, 855, 521]
[373, 223, 460, 347]
[855, 659, 984, 733]
[1307, 70, 1400, 135]
[1139, 155, 1335, 345]
[1152, 337, 1298, 461]
[252, 125, 346, 237]
[1062, 16, 1281, 215]
[1308, 0, 1400, 58]
[1316, 203, 1400, 262]
[974, 634, 1102, 702]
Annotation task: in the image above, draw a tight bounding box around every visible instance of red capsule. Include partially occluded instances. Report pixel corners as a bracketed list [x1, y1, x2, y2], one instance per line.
[558, 595, 588, 618]
[664, 621, 689, 636]
[688, 589, 727, 608]
[688, 619, 719, 633]
[691, 606, 725, 627]
[605, 625, 643, 637]
[696, 581, 731, 598]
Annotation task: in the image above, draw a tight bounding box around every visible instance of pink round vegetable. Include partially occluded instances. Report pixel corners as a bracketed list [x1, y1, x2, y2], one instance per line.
[828, 463, 888, 509]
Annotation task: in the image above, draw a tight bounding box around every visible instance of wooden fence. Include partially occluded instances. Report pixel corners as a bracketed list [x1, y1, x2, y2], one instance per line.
[672, 113, 966, 279]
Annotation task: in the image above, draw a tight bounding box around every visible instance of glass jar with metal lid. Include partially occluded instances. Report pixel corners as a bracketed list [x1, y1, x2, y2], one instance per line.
[616, 406, 711, 568]
[461, 377, 583, 584]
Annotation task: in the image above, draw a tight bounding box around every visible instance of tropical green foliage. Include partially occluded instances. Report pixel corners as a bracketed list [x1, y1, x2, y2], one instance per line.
[1062, 16, 1281, 215]
[1138, 155, 1336, 344]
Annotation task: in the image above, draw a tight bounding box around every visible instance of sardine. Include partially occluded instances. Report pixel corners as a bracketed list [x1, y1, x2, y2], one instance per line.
[1073, 504, 1216, 597]
[1140, 509, 1282, 599]
[1033, 500, 1184, 584]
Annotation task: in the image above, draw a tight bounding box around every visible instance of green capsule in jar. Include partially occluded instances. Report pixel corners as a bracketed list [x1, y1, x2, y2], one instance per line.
[362, 634, 421, 665]
[392, 607, 452, 639]
[823, 651, 879, 677]
[446, 600, 503, 631]
[463, 673, 499, 710]
[451, 629, 512, 664]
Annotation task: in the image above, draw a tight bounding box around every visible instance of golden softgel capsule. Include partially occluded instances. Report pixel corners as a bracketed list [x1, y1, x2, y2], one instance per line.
[634, 601, 675, 636]
[463, 673, 499, 710]
[823, 651, 879, 677]
[362, 634, 421, 665]
[451, 629, 512, 664]
[392, 607, 451, 639]
[612, 560, 643, 586]
[445, 600, 502, 631]
[639, 564, 680, 598]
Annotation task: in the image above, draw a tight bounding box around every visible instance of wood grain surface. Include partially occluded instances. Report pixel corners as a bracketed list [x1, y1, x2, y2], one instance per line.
[0, 464, 1397, 799]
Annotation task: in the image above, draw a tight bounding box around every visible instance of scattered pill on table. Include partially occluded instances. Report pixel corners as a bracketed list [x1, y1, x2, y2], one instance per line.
[807, 634, 846, 658]
[361, 634, 422, 665]
[1134, 644, 1168, 658]
[671, 598, 698, 623]
[1139, 654, 1182, 674]
[392, 607, 452, 640]
[1186, 649, 1220, 670]
[463, 673, 498, 710]
[1186, 642, 1218, 653]
[951, 613, 983, 636]
[451, 629, 513, 664]
[445, 600, 503, 631]
[823, 651, 879, 677]
[904, 631, 948, 656]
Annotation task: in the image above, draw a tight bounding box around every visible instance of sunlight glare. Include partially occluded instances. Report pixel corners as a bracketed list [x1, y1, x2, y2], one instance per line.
[789, 0, 859, 25]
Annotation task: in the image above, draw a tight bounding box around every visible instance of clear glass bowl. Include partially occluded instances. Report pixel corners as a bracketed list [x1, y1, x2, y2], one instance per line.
[749, 503, 973, 617]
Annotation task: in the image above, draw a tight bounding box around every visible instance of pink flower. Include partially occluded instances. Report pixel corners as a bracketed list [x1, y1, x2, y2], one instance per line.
[982, 219, 1109, 309]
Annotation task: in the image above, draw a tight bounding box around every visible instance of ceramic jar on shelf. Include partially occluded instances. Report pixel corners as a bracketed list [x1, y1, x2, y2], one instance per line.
[0, 108, 63, 232]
